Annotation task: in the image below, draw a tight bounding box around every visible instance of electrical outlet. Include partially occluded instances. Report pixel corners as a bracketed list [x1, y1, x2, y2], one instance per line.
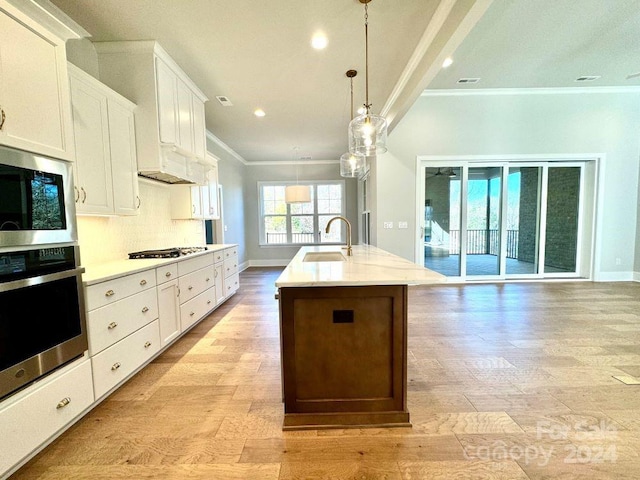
[398, 221, 408, 229]
[616, 257, 622, 266]
[224, 225, 228, 232]
[383, 222, 393, 229]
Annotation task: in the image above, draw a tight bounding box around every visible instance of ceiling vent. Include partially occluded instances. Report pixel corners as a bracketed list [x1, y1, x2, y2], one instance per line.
[457, 78, 480, 84]
[575, 76, 600, 82]
[216, 95, 233, 106]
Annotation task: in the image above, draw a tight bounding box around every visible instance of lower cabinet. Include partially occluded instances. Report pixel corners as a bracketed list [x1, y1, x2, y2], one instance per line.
[0, 358, 94, 476]
[0, 245, 240, 477]
[91, 320, 161, 399]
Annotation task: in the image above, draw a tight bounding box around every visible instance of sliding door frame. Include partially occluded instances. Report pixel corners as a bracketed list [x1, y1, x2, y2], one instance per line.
[416, 154, 602, 282]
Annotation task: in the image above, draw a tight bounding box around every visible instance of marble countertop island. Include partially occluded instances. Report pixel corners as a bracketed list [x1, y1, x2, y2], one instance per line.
[275, 244, 446, 288]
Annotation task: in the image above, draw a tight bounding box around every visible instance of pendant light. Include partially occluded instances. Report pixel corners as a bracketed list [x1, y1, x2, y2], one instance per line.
[348, 0, 388, 156]
[285, 148, 311, 204]
[340, 69, 366, 178]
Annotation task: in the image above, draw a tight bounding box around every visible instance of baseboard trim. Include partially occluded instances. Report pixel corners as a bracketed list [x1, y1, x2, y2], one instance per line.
[248, 259, 290, 268]
[593, 271, 635, 282]
[634, 271, 640, 282]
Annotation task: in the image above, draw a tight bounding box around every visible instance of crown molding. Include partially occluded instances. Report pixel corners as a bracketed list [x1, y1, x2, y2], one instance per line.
[205, 130, 247, 165]
[422, 86, 640, 96]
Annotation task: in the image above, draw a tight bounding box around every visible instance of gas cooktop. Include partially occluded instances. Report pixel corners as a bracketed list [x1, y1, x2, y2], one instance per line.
[128, 246, 208, 259]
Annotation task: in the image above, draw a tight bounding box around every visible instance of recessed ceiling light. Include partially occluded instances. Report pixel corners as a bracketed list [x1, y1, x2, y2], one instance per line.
[311, 32, 328, 50]
[442, 57, 453, 68]
[254, 108, 266, 117]
[575, 76, 600, 82]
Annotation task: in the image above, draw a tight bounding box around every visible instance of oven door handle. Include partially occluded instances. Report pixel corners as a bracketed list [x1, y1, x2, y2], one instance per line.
[0, 267, 85, 293]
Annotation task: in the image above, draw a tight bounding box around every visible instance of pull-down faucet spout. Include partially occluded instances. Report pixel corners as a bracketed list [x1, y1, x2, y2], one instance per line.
[325, 216, 352, 256]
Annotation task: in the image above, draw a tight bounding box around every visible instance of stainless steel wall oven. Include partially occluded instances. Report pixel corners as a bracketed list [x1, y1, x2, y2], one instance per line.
[0, 146, 87, 400]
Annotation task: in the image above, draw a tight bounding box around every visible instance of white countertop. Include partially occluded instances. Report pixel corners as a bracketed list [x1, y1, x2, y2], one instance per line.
[81, 244, 236, 285]
[275, 245, 447, 287]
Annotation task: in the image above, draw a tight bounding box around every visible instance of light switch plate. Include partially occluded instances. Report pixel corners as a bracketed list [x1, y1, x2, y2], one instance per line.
[383, 222, 393, 229]
[398, 221, 408, 229]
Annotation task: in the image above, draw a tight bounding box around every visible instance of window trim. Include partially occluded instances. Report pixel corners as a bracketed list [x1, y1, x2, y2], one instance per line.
[258, 180, 346, 247]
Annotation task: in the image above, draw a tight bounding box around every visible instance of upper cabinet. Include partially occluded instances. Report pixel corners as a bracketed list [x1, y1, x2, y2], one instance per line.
[0, 1, 81, 160]
[94, 41, 210, 185]
[69, 64, 139, 216]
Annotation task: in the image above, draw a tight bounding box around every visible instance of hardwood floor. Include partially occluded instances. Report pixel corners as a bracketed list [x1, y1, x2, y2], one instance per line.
[11, 269, 640, 479]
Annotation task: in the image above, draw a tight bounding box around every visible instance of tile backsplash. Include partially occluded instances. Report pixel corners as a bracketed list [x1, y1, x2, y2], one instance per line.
[76, 180, 205, 266]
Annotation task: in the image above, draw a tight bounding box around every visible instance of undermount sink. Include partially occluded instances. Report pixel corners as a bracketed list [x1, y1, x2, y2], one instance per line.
[302, 251, 346, 263]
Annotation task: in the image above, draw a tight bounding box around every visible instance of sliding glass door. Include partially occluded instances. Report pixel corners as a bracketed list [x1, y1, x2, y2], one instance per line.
[419, 161, 587, 280]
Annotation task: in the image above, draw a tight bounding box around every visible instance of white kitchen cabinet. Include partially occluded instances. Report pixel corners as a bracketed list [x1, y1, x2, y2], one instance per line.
[223, 246, 240, 297]
[0, 1, 79, 161]
[91, 320, 160, 399]
[0, 358, 93, 478]
[95, 41, 209, 184]
[203, 157, 220, 219]
[158, 278, 181, 347]
[68, 64, 139, 216]
[170, 185, 205, 220]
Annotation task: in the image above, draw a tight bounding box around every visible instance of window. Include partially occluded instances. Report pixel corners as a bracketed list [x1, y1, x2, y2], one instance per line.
[259, 181, 345, 245]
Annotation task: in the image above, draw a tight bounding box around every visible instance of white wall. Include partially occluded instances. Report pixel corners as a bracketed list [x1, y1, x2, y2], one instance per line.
[378, 90, 640, 279]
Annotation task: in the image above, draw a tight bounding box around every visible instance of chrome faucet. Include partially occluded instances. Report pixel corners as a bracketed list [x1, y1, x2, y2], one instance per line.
[325, 216, 352, 256]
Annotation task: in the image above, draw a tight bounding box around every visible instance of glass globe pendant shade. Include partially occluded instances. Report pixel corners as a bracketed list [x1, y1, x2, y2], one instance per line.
[284, 184, 311, 204]
[348, 112, 388, 156]
[340, 151, 366, 178]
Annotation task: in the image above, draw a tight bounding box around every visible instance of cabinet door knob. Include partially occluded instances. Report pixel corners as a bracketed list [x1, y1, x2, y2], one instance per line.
[107, 322, 118, 330]
[188, 285, 193, 290]
[111, 362, 121, 371]
[207, 300, 211, 305]
[144, 341, 152, 348]
[56, 397, 71, 409]
[105, 289, 115, 297]
[140, 279, 147, 286]
[206, 277, 210, 282]
[190, 311, 195, 317]
[165, 271, 172, 278]
[142, 306, 149, 313]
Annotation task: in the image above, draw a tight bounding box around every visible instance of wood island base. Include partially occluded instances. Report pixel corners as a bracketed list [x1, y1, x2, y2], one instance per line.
[278, 284, 409, 430]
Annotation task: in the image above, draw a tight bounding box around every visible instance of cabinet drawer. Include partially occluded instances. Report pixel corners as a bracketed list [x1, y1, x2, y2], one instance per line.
[0, 359, 93, 476]
[180, 287, 215, 331]
[177, 253, 213, 276]
[223, 255, 238, 277]
[85, 270, 156, 310]
[156, 263, 178, 285]
[225, 272, 240, 296]
[87, 288, 159, 355]
[91, 320, 160, 399]
[178, 265, 214, 304]
[212, 249, 224, 264]
[224, 246, 238, 258]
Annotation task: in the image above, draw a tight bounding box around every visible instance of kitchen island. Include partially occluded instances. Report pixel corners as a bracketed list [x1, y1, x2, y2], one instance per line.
[275, 244, 446, 430]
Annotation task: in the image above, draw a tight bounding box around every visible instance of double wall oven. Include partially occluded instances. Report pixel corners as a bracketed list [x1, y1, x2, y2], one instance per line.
[0, 145, 87, 400]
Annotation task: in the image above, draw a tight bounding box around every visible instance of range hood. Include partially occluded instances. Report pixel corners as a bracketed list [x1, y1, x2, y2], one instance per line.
[138, 171, 195, 184]
[138, 146, 206, 185]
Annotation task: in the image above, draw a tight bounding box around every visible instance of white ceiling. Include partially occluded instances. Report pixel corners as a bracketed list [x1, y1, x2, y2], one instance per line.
[50, 0, 640, 164]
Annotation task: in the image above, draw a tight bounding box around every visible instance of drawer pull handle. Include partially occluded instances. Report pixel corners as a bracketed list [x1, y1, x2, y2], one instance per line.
[188, 285, 193, 290]
[144, 341, 152, 348]
[207, 300, 211, 305]
[142, 306, 149, 313]
[190, 311, 195, 317]
[206, 277, 210, 282]
[140, 279, 147, 286]
[111, 362, 121, 371]
[107, 322, 118, 330]
[56, 397, 71, 409]
[214, 270, 218, 278]
[165, 272, 172, 277]
[105, 289, 115, 297]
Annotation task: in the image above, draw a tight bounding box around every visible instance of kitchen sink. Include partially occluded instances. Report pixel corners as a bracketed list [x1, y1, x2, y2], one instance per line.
[302, 252, 346, 262]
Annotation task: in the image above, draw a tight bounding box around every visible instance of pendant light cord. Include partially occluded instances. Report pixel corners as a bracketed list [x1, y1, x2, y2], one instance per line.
[364, 2, 370, 114]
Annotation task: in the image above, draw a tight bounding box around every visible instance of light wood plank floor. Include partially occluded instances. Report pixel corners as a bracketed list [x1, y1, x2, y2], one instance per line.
[11, 269, 640, 479]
